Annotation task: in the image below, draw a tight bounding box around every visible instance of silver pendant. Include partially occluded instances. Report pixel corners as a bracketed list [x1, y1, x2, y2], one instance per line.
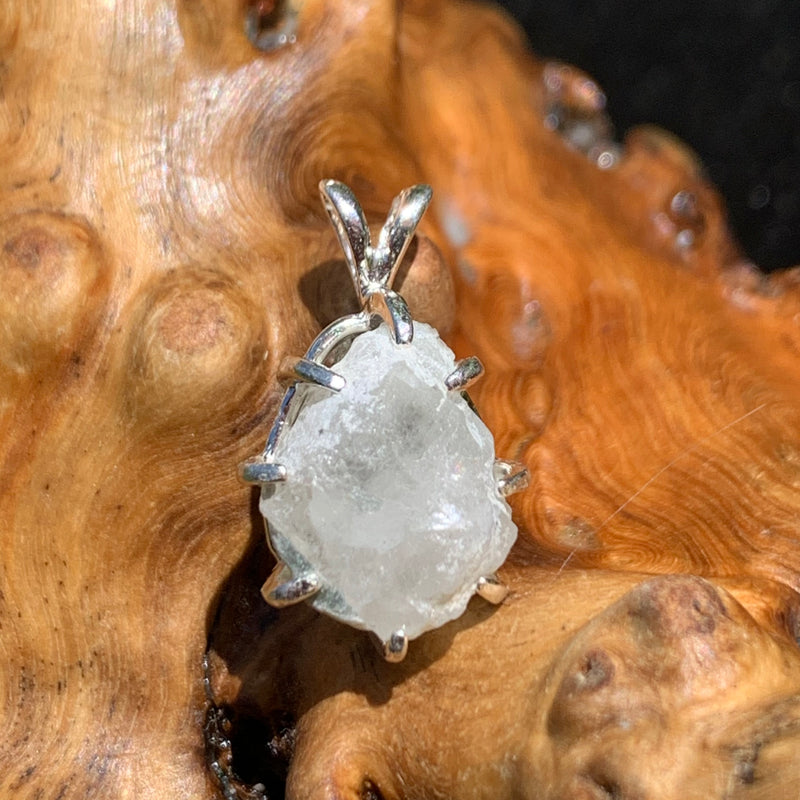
[241, 180, 528, 662]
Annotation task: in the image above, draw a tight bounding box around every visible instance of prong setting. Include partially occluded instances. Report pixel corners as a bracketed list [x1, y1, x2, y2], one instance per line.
[494, 459, 530, 497]
[494, 458, 531, 497]
[262, 566, 321, 608]
[366, 288, 414, 345]
[476, 573, 510, 605]
[382, 629, 409, 663]
[261, 561, 291, 598]
[239, 459, 287, 485]
[279, 356, 346, 392]
[444, 356, 484, 392]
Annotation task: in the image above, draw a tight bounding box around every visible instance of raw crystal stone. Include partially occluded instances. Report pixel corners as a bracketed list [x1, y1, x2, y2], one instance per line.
[261, 322, 517, 642]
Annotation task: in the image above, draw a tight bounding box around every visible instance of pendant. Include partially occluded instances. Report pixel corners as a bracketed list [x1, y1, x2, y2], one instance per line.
[241, 180, 528, 662]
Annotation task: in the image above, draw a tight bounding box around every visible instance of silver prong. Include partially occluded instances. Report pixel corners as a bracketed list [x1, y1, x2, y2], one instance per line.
[444, 356, 484, 392]
[261, 561, 291, 600]
[367, 288, 413, 345]
[494, 459, 530, 497]
[262, 565, 321, 608]
[461, 390, 482, 419]
[239, 459, 287, 485]
[476, 574, 509, 605]
[382, 629, 409, 663]
[279, 356, 346, 392]
[306, 311, 371, 363]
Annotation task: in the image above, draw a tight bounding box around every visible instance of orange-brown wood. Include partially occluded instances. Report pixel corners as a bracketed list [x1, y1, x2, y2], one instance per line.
[1, 1, 799, 799]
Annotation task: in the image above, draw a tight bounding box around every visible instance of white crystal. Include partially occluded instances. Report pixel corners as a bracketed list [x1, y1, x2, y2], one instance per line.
[261, 322, 517, 642]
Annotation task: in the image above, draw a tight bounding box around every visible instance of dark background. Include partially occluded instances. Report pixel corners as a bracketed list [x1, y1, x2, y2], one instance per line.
[495, 0, 800, 272]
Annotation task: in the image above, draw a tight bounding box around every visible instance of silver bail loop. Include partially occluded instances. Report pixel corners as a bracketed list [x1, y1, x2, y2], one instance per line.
[318, 180, 432, 345]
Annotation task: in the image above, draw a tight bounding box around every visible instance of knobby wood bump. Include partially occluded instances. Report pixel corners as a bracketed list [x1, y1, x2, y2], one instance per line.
[1, 1, 799, 799]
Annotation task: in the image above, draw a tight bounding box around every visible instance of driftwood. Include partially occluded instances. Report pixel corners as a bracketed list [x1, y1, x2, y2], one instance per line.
[1, 1, 799, 799]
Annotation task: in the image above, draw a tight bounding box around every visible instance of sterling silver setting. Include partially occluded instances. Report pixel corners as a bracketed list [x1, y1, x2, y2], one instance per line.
[241, 179, 529, 662]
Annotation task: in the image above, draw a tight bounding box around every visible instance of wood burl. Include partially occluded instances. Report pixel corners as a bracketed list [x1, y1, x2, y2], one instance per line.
[1, 1, 799, 799]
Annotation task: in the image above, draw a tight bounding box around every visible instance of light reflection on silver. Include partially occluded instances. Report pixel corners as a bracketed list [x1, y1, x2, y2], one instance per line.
[445, 356, 484, 392]
[240, 460, 287, 485]
[365, 287, 414, 345]
[279, 355, 346, 392]
[382, 629, 409, 663]
[261, 562, 320, 608]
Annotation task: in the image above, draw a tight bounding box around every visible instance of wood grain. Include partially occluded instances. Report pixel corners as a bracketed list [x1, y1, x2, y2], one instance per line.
[1, 1, 799, 798]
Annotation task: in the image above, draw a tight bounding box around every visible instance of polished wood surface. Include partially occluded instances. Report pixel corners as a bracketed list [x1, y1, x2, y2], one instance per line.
[1, 1, 799, 798]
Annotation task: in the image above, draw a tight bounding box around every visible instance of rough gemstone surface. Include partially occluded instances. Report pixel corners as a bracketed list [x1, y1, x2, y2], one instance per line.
[261, 322, 517, 641]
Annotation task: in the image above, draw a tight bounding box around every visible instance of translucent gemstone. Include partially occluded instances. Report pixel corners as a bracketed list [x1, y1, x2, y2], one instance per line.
[261, 322, 517, 642]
